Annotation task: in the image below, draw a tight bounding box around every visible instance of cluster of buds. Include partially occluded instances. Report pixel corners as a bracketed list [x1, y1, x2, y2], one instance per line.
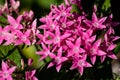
[0, 0, 119, 79]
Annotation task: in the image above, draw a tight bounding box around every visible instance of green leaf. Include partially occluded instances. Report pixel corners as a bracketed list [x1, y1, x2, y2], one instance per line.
[0, 45, 14, 57]
[114, 43, 120, 54]
[8, 49, 22, 68]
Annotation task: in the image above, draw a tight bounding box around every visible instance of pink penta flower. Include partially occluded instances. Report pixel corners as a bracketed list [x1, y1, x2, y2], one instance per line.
[10, 0, 20, 10]
[100, 42, 117, 62]
[50, 3, 72, 20]
[70, 54, 92, 75]
[48, 47, 68, 72]
[81, 29, 96, 46]
[25, 70, 38, 80]
[0, 61, 16, 80]
[66, 37, 85, 57]
[84, 12, 107, 30]
[39, 13, 58, 31]
[7, 15, 23, 31]
[29, 19, 40, 44]
[52, 27, 71, 47]
[36, 42, 52, 61]
[0, 26, 10, 44]
[85, 39, 107, 64]
[15, 30, 31, 45]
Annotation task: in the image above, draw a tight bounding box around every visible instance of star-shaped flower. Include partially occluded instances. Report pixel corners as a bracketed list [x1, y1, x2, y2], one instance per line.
[84, 12, 107, 30]
[48, 47, 68, 72]
[70, 55, 92, 75]
[0, 61, 16, 80]
[25, 70, 38, 80]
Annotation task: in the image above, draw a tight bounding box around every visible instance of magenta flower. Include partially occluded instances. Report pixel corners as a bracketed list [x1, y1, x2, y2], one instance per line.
[10, 0, 20, 10]
[70, 55, 92, 75]
[66, 37, 85, 57]
[50, 3, 72, 20]
[29, 19, 40, 44]
[85, 39, 107, 64]
[52, 27, 71, 47]
[84, 12, 107, 29]
[25, 70, 38, 80]
[0, 26, 10, 44]
[100, 43, 117, 62]
[81, 29, 96, 46]
[15, 30, 31, 45]
[0, 61, 16, 80]
[36, 42, 52, 60]
[23, 10, 34, 21]
[7, 15, 23, 31]
[39, 13, 58, 31]
[48, 47, 68, 72]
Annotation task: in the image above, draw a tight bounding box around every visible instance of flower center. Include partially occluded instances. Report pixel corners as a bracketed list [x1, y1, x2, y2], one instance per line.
[45, 50, 50, 56]
[78, 60, 84, 67]
[93, 22, 98, 27]
[54, 36, 60, 43]
[73, 47, 79, 53]
[90, 48, 96, 54]
[21, 36, 27, 41]
[3, 72, 9, 78]
[62, 23, 66, 28]
[14, 23, 18, 29]
[50, 24, 55, 29]
[55, 57, 60, 64]
[0, 32, 6, 37]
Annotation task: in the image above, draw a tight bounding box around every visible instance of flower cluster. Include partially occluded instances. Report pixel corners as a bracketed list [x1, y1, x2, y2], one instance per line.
[0, 0, 39, 45]
[0, 0, 119, 79]
[36, 0, 119, 75]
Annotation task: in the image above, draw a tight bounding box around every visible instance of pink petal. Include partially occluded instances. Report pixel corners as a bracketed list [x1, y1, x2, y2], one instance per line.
[92, 12, 98, 22]
[48, 62, 54, 68]
[93, 39, 101, 49]
[61, 57, 68, 62]
[49, 53, 56, 59]
[56, 64, 62, 72]
[78, 67, 84, 75]
[17, 15, 22, 23]
[55, 27, 60, 36]
[87, 29, 93, 37]
[28, 58, 33, 66]
[2, 61, 8, 71]
[108, 53, 117, 59]
[98, 50, 107, 56]
[32, 19, 37, 28]
[41, 42, 48, 50]
[100, 55, 106, 63]
[90, 35, 96, 42]
[99, 25, 106, 29]
[58, 47, 62, 57]
[90, 56, 96, 64]
[7, 76, 13, 80]
[83, 20, 92, 27]
[98, 17, 107, 24]
[61, 33, 71, 40]
[31, 70, 36, 76]
[84, 62, 92, 67]
[79, 48, 85, 53]
[75, 37, 81, 47]
[24, 40, 31, 45]
[33, 77, 38, 80]
[8, 66, 16, 74]
[107, 44, 116, 51]
[70, 64, 77, 70]
[66, 40, 74, 49]
[7, 15, 16, 24]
